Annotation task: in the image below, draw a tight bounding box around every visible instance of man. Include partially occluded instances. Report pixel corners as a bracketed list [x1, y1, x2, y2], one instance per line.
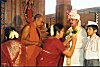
[21, 14, 44, 66]
[63, 9, 87, 66]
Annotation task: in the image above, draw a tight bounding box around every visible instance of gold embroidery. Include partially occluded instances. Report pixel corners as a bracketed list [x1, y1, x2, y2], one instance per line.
[7, 40, 21, 66]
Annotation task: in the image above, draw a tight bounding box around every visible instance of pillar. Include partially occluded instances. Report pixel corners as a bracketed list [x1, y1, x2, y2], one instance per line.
[56, 0, 72, 30]
[5, 0, 12, 26]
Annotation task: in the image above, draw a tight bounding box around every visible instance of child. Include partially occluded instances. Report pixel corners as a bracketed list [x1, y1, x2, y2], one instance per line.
[84, 21, 100, 66]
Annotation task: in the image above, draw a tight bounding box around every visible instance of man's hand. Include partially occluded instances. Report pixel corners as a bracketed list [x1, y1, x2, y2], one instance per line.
[35, 42, 43, 47]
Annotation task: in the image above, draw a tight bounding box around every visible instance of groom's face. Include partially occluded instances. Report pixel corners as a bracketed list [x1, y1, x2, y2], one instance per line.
[70, 18, 78, 27]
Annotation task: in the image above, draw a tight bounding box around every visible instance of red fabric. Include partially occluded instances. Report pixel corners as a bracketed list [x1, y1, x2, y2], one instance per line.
[37, 38, 66, 66]
[58, 53, 64, 66]
[1, 40, 27, 66]
[17, 40, 27, 66]
[25, 22, 42, 66]
[1, 42, 13, 66]
[27, 8, 33, 23]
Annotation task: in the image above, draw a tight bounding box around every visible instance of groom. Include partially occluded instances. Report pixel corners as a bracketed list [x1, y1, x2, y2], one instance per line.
[63, 9, 87, 66]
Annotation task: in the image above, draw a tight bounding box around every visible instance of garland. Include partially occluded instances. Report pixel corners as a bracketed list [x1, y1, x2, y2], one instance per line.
[64, 29, 78, 39]
[64, 28, 78, 66]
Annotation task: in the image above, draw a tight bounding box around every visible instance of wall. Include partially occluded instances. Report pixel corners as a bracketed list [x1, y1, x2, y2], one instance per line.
[56, 0, 71, 30]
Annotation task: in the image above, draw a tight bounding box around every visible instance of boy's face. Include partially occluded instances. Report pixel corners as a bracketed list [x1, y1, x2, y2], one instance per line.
[87, 27, 95, 36]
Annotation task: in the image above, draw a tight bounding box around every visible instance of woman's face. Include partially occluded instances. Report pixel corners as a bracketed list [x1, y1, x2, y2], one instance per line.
[59, 28, 64, 38]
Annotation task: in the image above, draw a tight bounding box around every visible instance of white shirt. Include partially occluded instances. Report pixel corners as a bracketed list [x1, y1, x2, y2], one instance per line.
[85, 34, 100, 62]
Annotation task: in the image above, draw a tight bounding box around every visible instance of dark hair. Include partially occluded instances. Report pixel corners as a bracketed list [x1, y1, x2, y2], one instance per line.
[26, 0, 30, 5]
[34, 14, 43, 21]
[4, 26, 17, 41]
[87, 25, 98, 30]
[87, 25, 100, 36]
[53, 23, 64, 36]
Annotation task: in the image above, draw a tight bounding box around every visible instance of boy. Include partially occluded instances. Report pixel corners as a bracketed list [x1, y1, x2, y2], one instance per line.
[84, 21, 100, 66]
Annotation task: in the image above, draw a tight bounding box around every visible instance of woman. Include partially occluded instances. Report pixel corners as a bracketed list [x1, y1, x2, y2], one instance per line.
[1, 26, 26, 66]
[36, 23, 77, 66]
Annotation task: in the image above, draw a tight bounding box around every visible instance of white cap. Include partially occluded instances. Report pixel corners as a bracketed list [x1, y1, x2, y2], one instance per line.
[87, 21, 98, 26]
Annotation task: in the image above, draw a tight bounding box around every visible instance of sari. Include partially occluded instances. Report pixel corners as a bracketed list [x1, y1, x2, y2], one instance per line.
[37, 38, 66, 66]
[1, 40, 27, 66]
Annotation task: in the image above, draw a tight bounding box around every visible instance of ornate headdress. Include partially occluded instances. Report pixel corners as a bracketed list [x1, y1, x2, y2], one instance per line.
[69, 9, 81, 26]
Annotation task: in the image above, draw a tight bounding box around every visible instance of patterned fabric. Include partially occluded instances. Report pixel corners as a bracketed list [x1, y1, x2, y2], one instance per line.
[1, 40, 26, 66]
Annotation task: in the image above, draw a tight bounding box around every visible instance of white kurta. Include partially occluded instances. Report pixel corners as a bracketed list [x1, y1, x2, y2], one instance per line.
[63, 26, 87, 66]
[84, 34, 100, 62]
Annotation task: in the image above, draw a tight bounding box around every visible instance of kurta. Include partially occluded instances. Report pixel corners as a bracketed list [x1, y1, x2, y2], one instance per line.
[26, 22, 42, 66]
[37, 38, 66, 66]
[63, 26, 87, 66]
[84, 34, 100, 62]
